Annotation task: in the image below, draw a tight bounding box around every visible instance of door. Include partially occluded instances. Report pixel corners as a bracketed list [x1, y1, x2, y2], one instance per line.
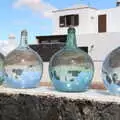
[98, 14, 107, 33]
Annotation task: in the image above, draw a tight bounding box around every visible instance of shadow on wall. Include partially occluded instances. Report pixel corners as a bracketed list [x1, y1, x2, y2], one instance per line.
[30, 44, 88, 62]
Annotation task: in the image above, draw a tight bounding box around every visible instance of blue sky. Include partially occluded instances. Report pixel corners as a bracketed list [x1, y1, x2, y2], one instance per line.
[0, 0, 116, 43]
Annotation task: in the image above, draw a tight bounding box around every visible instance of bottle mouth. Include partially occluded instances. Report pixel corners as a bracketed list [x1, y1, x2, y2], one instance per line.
[21, 30, 28, 36]
[68, 26, 76, 33]
[19, 29, 28, 47]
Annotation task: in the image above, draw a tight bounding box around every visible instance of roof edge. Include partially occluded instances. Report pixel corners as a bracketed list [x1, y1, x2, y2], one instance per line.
[52, 7, 97, 13]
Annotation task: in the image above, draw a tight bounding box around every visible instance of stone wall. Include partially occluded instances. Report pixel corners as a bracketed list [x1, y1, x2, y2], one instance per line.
[0, 87, 119, 120]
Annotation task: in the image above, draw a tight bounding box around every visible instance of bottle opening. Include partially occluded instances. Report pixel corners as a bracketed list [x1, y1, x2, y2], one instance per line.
[68, 26, 76, 33]
[21, 30, 28, 36]
[19, 29, 28, 47]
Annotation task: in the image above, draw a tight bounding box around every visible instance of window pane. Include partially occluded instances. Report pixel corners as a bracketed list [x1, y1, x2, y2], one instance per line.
[60, 14, 79, 27]
[66, 14, 79, 26]
[74, 15, 79, 26]
[59, 16, 65, 27]
[66, 15, 72, 26]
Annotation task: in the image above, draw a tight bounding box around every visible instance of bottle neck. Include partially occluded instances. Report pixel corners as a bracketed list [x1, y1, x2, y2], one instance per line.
[65, 27, 77, 49]
[19, 30, 28, 48]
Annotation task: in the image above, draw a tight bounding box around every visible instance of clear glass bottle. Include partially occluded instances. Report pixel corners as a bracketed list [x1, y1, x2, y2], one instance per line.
[4, 30, 43, 88]
[0, 53, 4, 85]
[49, 27, 94, 92]
[102, 47, 120, 95]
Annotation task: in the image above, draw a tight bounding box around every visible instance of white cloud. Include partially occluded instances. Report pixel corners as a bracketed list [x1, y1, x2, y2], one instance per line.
[0, 35, 18, 56]
[13, 0, 57, 18]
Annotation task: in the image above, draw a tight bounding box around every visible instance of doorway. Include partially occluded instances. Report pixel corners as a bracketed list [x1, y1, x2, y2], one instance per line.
[98, 14, 107, 33]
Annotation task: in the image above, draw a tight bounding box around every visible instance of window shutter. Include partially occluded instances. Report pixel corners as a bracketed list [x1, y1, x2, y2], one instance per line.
[74, 15, 79, 26]
[59, 16, 65, 27]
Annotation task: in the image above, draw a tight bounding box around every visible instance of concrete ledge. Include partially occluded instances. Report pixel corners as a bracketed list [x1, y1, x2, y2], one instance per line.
[0, 86, 119, 120]
[40, 81, 106, 89]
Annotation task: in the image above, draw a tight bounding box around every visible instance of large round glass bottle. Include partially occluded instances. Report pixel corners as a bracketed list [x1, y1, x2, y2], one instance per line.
[4, 30, 43, 88]
[49, 27, 94, 92]
[102, 47, 120, 95]
[0, 53, 4, 85]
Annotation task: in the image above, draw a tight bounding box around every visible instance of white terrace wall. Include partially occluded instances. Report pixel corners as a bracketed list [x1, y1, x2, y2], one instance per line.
[97, 7, 120, 33]
[52, 8, 97, 35]
[41, 32, 120, 84]
[76, 32, 120, 83]
[53, 6, 120, 35]
[42, 6, 120, 84]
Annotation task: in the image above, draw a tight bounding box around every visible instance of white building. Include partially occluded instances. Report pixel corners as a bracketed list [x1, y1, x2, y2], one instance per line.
[40, 1, 120, 86]
[48, 2, 120, 84]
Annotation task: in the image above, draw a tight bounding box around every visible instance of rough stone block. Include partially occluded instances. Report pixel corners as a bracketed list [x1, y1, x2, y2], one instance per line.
[0, 86, 119, 120]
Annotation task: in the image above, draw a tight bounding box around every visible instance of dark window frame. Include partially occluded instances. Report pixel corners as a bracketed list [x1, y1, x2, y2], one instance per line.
[59, 14, 79, 27]
[59, 16, 66, 27]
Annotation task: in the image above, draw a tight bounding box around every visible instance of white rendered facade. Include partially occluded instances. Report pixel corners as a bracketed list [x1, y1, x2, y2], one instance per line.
[41, 5, 120, 84]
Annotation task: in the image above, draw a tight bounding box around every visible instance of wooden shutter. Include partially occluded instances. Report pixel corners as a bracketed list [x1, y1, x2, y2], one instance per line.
[66, 15, 72, 26]
[74, 15, 79, 26]
[98, 14, 107, 33]
[59, 16, 65, 27]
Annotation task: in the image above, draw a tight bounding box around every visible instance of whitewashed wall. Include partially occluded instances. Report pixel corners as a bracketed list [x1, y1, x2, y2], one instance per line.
[77, 32, 120, 60]
[78, 32, 120, 83]
[53, 8, 97, 35]
[53, 6, 120, 34]
[42, 6, 120, 83]
[41, 62, 51, 83]
[41, 32, 120, 84]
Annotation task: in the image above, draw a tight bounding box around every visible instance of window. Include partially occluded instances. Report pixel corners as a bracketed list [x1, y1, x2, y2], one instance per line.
[59, 14, 79, 27]
[116, 2, 120, 6]
[59, 16, 65, 27]
[66, 15, 72, 26]
[74, 15, 79, 26]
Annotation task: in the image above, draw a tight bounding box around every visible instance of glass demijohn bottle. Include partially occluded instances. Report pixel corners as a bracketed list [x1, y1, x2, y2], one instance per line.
[0, 53, 4, 85]
[49, 27, 94, 92]
[4, 30, 43, 88]
[102, 47, 120, 95]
